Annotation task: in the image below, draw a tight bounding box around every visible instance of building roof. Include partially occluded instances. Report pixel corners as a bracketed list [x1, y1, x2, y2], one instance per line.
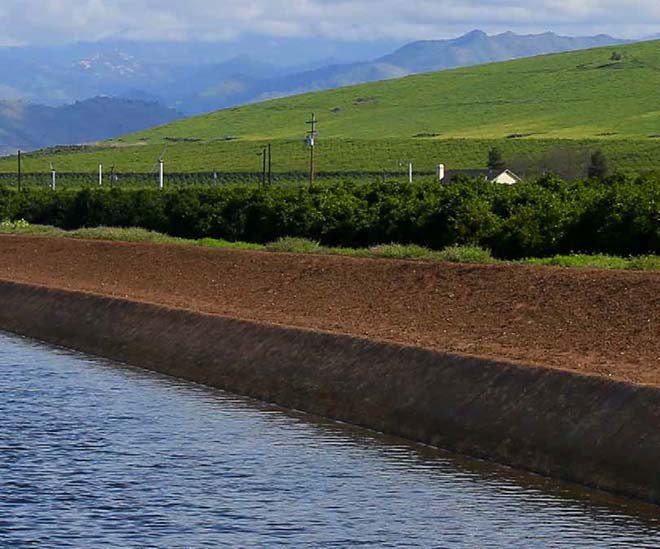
[442, 168, 521, 183]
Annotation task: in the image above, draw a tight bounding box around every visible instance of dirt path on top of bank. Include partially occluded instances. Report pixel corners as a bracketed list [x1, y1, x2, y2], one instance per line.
[0, 235, 658, 386]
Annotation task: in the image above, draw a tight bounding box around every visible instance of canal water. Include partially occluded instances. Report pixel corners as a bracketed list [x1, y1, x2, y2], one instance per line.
[1, 332, 659, 548]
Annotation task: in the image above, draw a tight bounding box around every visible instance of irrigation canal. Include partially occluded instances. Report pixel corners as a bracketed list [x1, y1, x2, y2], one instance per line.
[1, 332, 659, 548]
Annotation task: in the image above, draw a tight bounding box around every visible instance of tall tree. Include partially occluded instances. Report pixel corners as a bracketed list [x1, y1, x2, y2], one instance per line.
[588, 150, 609, 179]
[487, 148, 506, 171]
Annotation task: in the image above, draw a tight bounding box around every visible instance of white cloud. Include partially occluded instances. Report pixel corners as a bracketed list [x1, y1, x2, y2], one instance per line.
[0, 0, 658, 44]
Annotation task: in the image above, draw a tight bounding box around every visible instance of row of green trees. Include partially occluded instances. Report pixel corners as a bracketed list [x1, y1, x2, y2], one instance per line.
[0, 173, 657, 259]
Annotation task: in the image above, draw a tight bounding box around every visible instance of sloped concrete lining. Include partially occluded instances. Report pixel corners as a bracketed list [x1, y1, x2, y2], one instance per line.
[0, 279, 658, 504]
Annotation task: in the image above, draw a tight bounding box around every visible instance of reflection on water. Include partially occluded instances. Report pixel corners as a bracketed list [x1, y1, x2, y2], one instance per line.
[1, 332, 658, 548]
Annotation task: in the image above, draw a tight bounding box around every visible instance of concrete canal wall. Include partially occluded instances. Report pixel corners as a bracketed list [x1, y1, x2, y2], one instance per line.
[1, 279, 658, 504]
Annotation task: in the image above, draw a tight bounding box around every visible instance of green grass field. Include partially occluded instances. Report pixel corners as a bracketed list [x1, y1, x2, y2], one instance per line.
[1, 138, 657, 177]
[0, 40, 657, 176]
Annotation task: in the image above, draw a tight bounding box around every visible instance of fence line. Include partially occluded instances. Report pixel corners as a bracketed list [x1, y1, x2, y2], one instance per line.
[0, 170, 440, 188]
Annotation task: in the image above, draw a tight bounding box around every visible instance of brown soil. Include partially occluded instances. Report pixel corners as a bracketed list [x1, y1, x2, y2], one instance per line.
[0, 235, 658, 386]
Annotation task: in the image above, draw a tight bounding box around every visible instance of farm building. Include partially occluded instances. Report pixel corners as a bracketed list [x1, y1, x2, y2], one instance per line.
[437, 164, 522, 185]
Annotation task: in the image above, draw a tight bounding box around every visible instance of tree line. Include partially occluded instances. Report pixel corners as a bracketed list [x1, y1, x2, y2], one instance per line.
[0, 173, 657, 259]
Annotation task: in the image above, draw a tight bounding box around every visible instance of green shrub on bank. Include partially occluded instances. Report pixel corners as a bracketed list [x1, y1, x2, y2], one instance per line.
[0, 173, 657, 260]
[266, 237, 323, 253]
[521, 254, 660, 271]
[364, 244, 494, 263]
[71, 226, 190, 244]
[367, 243, 434, 260]
[197, 238, 264, 251]
[0, 218, 34, 232]
[623, 255, 660, 271]
[0, 220, 62, 235]
[522, 254, 631, 270]
[436, 245, 495, 264]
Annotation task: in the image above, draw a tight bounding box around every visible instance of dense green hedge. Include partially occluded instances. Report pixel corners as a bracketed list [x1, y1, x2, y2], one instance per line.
[0, 173, 657, 259]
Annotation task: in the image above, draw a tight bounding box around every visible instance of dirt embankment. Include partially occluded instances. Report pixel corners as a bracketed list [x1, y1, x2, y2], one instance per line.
[0, 235, 658, 386]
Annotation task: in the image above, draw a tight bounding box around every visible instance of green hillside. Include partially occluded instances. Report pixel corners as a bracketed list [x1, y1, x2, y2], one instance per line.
[122, 39, 660, 142]
[1, 40, 658, 176]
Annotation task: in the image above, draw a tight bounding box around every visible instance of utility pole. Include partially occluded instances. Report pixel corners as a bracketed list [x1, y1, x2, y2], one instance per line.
[17, 150, 21, 191]
[267, 143, 272, 186]
[257, 147, 267, 187]
[306, 113, 318, 187]
[51, 168, 56, 191]
[261, 146, 267, 187]
[99, 164, 103, 186]
[159, 159, 164, 190]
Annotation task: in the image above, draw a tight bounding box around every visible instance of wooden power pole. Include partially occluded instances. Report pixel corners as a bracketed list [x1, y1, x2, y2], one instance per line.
[17, 150, 21, 191]
[261, 146, 267, 187]
[306, 113, 318, 187]
[267, 143, 272, 186]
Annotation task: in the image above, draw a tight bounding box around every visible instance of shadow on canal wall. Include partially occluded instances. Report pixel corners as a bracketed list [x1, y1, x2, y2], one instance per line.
[1, 280, 658, 504]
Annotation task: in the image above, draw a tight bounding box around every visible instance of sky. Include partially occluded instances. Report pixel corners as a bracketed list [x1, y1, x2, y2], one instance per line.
[0, 0, 658, 46]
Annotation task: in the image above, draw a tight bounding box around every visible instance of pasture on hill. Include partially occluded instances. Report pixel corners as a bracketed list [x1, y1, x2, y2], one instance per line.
[119, 39, 660, 142]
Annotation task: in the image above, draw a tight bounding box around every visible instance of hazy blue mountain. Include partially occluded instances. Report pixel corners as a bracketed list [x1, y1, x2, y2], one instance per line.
[376, 30, 627, 72]
[0, 37, 401, 106]
[0, 97, 181, 155]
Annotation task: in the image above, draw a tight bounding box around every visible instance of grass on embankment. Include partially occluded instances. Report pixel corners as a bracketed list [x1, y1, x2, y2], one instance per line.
[1, 221, 658, 271]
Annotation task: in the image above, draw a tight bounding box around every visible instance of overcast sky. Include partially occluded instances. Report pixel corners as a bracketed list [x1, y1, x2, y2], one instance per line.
[0, 0, 658, 46]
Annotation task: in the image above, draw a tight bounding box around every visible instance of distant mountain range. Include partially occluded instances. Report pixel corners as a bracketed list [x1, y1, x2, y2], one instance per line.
[0, 31, 629, 115]
[0, 97, 180, 156]
[0, 38, 397, 107]
[0, 30, 633, 153]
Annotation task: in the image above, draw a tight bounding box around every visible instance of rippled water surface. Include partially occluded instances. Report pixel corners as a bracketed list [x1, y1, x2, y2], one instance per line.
[1, 332, 659, 548]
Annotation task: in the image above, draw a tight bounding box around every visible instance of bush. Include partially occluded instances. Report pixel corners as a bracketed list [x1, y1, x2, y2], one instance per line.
[0, 218, 30, 229]
[266, 237, 323, 253]
[437, 245, 495, 264]
[522, 254, 630, 270]
[368, 243, 434, 260]
[628, 255, 660, 271]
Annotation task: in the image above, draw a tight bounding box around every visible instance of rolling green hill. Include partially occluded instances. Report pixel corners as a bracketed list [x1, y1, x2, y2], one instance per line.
[122, 39, 659, 142]
[1, 40, 658, 177]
